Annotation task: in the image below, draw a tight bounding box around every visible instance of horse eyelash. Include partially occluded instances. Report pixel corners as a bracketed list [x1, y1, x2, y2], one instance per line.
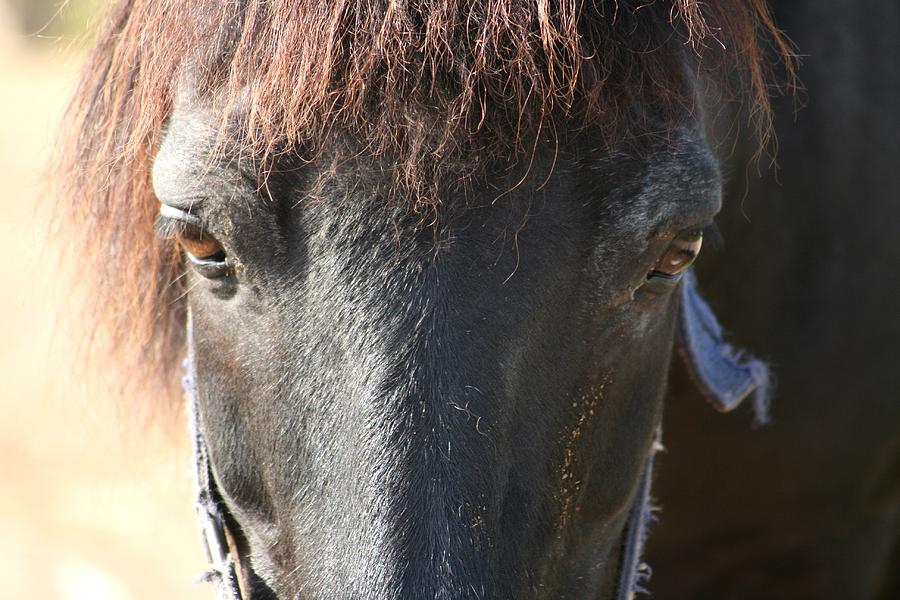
[154, 214, 210, 245]
[154, 214, 188, 242]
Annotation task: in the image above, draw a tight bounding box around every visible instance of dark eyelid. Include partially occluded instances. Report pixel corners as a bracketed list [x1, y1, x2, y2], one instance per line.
[677, 219, 713, 237]
[671, 221, 721, 246]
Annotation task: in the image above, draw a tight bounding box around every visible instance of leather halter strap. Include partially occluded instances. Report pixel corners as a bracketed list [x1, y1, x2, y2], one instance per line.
[189, 404, 244, 598]
[184, 326, 245, 600]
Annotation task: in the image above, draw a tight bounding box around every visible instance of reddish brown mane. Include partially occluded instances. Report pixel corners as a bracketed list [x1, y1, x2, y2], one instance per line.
[57, 0, 794, 401]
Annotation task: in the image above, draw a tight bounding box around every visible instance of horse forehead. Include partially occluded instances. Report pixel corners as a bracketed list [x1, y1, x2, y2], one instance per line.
[151, 103, 244, 206]
[153, 99, 719, 231]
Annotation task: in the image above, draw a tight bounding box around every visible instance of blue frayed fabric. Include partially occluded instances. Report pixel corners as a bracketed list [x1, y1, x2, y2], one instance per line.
[615, 429, 662, 600]
[678, 270, 772, 424]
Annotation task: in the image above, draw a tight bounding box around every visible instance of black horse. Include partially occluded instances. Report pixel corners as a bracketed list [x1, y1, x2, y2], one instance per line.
[648, 2, 900, 598]
[59, 1, 791, 598]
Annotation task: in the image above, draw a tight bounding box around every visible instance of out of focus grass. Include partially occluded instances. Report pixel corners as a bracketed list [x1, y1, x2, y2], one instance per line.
[0, 3, 211, 599]
[5, 0, 101, 44]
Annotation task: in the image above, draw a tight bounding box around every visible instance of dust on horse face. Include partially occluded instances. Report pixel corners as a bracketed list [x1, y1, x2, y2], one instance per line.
[152, 99, 720, 599]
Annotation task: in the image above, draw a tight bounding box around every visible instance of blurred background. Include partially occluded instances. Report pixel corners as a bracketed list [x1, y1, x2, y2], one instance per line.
[0, 2, 210, 598]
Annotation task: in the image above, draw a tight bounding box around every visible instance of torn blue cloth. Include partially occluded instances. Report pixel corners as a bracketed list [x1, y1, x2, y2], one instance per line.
[677, 269, 771, 424]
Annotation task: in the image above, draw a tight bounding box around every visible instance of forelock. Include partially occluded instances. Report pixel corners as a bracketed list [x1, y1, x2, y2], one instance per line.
[56, 0, 794, 405]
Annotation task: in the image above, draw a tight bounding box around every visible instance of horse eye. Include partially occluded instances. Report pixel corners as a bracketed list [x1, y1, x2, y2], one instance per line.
[648, 230, 703, 281]
[177, 224, 227, 263]
[176, 224, 233, 279]
[156, 206, 230, 277]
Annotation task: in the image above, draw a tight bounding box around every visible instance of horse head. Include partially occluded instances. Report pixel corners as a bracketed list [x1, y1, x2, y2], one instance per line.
[61, 1, 789, 598]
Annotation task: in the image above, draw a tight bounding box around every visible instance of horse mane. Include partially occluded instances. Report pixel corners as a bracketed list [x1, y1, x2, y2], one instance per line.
[56, 0, 793, 403]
